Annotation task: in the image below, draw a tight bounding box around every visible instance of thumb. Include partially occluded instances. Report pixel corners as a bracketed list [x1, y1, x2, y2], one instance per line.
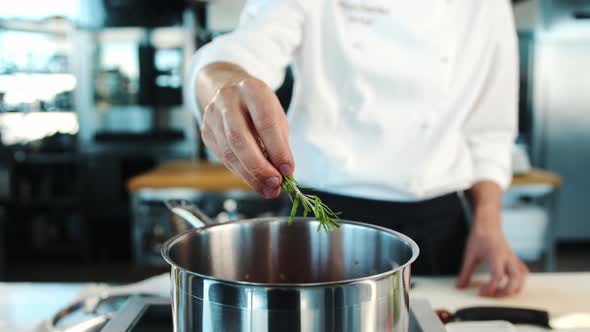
[456, 252, 478, 288]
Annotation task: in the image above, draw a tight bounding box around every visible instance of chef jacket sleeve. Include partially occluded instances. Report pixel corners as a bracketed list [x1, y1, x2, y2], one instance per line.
[464, 1, 519, 190]
[185, 0, 306, 123]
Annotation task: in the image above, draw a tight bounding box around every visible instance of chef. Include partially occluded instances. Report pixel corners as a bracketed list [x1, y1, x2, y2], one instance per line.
[185, 0, 528, 297]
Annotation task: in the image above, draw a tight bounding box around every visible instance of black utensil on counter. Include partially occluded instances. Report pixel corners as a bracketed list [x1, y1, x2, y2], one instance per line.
[436, 307, 550, 327]
[436, 306, 590, 330]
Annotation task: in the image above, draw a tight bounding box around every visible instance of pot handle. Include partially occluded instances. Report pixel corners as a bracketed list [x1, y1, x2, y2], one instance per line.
[165, 199, 216, 229]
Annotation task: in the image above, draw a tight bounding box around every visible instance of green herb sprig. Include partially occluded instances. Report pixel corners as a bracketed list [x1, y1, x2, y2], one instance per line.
[281, 175, 341, 232]
[256, 137, 340, 232]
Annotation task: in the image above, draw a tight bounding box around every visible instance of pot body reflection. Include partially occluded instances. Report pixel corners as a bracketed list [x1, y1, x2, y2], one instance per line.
[163, 218, 418, 332]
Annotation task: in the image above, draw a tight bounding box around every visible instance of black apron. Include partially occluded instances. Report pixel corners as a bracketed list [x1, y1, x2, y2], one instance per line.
[307, 190, 469, 276]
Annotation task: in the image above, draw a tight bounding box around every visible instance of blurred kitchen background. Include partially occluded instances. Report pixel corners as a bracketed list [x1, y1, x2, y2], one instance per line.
[0, 0, 588, 282]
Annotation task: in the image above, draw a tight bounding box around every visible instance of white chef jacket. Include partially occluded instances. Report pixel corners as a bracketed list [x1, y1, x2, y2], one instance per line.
[186, 0, 518, 201]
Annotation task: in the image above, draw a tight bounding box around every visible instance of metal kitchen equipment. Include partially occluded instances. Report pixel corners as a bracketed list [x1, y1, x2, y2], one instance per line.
[164, 199, 215, 228]
[533, 0, 590, 240]
[131, 189, 286, 267]
[161, 204, 419, 332]
[38, 273, 170, 332]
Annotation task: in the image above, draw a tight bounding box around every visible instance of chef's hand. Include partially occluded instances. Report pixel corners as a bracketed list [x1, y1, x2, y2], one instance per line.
[457, 181, 528, 297]
[456, 182, 529, 297]
[196, 62, 294, 199]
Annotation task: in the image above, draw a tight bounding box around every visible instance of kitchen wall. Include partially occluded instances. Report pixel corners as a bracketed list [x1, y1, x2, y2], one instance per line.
[0, 0, 589, 283]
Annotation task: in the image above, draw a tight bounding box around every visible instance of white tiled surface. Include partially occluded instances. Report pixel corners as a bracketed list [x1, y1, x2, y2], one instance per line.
[447, 321, 517, 332]
[0, 283, 84, 332]
[412, 273, 590, 317]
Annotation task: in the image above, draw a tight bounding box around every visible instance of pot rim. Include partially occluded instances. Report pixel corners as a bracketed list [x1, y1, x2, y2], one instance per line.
[161, 217, 419, 288]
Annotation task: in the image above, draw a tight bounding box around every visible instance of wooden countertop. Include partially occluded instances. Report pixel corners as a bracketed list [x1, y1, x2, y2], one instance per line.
[511, 168, 562, 187]
[127, 161, 562, 192]
[127, 161, 249, 192]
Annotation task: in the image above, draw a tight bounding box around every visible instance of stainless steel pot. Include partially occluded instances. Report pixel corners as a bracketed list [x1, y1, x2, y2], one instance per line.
[162, 202, 419, 332]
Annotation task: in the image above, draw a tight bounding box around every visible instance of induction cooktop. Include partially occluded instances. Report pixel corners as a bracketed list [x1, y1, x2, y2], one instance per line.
[100, 297, 446, 332]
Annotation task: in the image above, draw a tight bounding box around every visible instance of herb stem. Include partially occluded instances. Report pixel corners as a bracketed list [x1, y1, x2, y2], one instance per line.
[281, 175, 341, 232]
[255, 137, 339, 232]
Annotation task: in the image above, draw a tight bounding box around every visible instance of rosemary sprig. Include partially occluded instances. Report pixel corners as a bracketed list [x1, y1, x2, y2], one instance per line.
[281, 175, 341, 232]
[255, 137, 340, 232]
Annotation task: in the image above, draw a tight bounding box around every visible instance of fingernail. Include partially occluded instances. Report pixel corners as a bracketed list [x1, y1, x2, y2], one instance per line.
[263, 188, 277, 198]
[279, 164, 292, 175]
[265, 177, 280, 188]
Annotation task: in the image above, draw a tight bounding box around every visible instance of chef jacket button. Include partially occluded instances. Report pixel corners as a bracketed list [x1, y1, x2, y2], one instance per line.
[440, 56, 450, 63]
[420, 121, 430, 130]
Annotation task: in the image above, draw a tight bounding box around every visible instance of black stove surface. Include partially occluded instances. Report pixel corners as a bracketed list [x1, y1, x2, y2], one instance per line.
[128, 305, 173, 332]
[101, 297, 171, 332]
